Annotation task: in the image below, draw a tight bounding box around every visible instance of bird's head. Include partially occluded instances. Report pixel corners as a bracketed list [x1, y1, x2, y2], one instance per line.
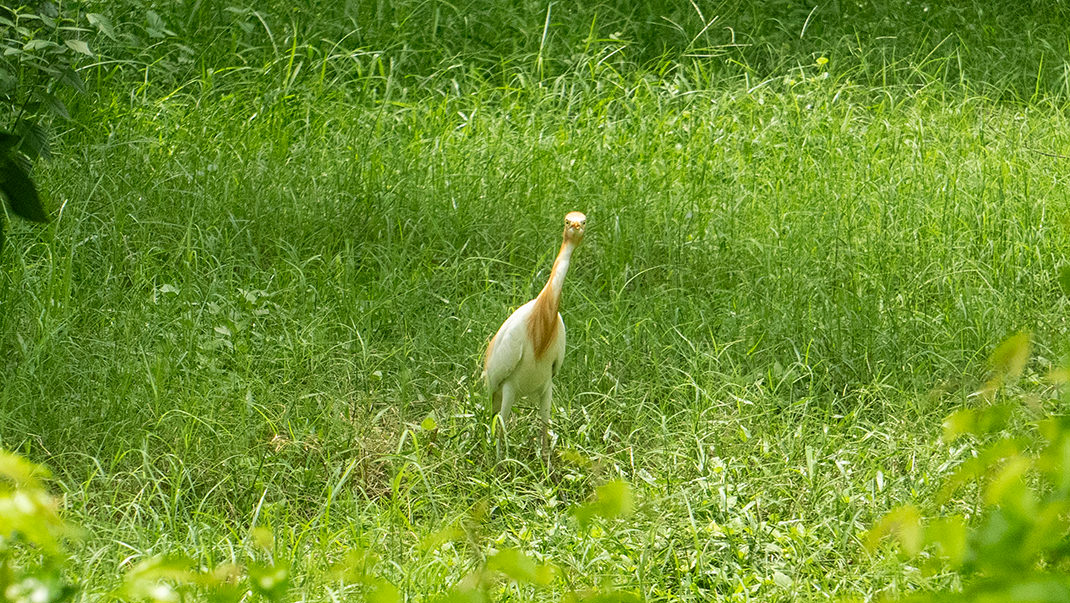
[563, 211, 587, 243]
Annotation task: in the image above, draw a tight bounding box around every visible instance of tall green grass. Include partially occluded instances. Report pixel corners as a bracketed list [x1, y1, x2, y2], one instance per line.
[2, 1, 1070, 600]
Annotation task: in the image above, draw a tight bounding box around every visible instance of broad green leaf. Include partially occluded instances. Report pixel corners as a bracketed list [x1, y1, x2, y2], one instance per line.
[201, 562, 241, 586]
[574, 480, 634, 527]
[146, 10, 165, 30]
[64, 39, 91, 56]
[23, 39, 58, 51]
[36, 91, 70, 120]
[594, 480, 634, 518]
[1059, 265, 1070, 297]
[1003, 576, 1070, 602]
[1037, 431, 1070, 493]
[117, 556, 196, 602]
[421, 415, 437, 431]
[972, 510, 1024, 574]
[1024, 500, 1070, 556]
[1038, 417, 1070, 442]
[486, 548, 542, 585]
[145, 10, 176, 38]
[123, 556, 195, 582]
[0, 66, 14, 94]
[988, 332, 1032, 383]
[984, 455, 1031, 506]
[974, 404, 1014, 436]
[0, 156, 48, 222]
[939, 439, 1021, 503]
[942, 408, 975, 442]
[328, 548, 380, 583]
[0, 452, 80, 556]
[926, 516, 967, 567]
[865, 505, 922, 556]
[15, 120, 50, 160]
[86, 13, 116, 39]
[250, 526, 274, 550]
[558, 447, 591, 467]
[58, 67, 85, 93]
[419, 525, 464, 551]
[943, 404, 1015, 444]
[0, 449, 51, 486]
[0, 490, 73, 554]
[248, 562, 289, 601]
[4, 568, 74, 603]
[201, 564, 244, 603]
[366, 580, 401, 603]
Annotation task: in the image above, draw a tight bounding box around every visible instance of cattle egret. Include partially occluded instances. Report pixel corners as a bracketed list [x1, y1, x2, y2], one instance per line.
[484, 211, 586, 458]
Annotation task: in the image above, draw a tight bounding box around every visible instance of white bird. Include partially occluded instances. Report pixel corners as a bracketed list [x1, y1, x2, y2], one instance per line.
[484, 211, 587, 458]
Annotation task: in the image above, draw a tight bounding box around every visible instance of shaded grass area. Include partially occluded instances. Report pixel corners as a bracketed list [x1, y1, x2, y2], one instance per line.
[2, 1, 1070, 600]
[86, 1, 1070, 102]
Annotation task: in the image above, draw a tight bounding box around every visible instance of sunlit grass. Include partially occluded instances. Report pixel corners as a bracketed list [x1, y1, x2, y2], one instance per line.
[2, 1, 1070, 601]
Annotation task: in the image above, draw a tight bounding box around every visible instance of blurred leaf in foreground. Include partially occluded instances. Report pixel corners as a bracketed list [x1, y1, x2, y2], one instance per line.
[574, 480, 634, 528]
[485, 548, 554, 586]
[1058, 265, 1070, 297]
[982, 332, 1032, 396]
[865, 505, 922, 556]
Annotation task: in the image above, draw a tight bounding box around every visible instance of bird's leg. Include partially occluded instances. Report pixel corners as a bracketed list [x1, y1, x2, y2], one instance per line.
[489, 388, 504, 458]
[498, 382, 517, 422]
[493, 383, 519, 459]
[491, 388, 503, 415]
[538, 382, 553, 463]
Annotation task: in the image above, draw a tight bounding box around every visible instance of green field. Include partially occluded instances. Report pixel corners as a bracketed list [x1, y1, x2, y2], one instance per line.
[3, 2, 1070, 601]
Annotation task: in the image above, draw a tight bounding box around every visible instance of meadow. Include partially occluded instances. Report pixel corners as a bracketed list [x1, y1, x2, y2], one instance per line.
[3, 1, 1070, 600]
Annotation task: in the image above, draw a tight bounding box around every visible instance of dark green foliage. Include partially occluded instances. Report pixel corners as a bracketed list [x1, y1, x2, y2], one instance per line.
[1058, 265, 1070, 297]
[0, 3, 91, 154]
[0, 151, 46, 223]
[0, 3, 94, 246]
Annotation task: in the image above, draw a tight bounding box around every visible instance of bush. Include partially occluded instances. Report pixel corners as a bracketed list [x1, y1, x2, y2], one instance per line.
[869, 332, 1070, 602]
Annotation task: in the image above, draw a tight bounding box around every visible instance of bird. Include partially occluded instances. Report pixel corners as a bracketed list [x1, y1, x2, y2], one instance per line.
[484, 211, 587, 459]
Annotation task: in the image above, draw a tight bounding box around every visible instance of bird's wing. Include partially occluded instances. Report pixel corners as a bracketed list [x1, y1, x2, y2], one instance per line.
[551, 313, 566, 376]
[484, 315, 526, 390]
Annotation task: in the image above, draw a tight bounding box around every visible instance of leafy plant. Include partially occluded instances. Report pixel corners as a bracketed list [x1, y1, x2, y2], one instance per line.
[0, 448, 295, 603]
[430, 480, 638, 603]
[0, 450, 79, 603]
[867, 332, 1070, 601]
[0, 2, 97, 248]
[0, 444, 639, 602]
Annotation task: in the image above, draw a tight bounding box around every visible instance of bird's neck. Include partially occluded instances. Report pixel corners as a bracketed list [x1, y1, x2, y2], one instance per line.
[528, 238, 576, 359]
[537, 239, 576, 309]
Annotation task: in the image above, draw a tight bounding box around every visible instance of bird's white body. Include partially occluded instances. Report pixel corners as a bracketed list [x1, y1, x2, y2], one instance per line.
[484, 211, 586, 457]
[484, 299, 566, 415]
